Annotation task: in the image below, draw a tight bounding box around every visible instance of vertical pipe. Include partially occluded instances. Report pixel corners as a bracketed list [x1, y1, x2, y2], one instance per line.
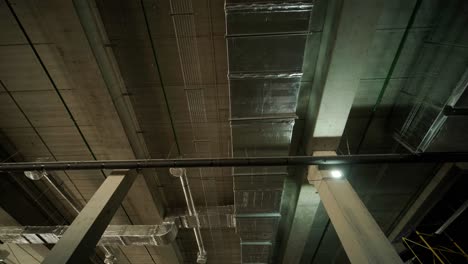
[179, 173, 206, 254]
[170, 168, 207, 263]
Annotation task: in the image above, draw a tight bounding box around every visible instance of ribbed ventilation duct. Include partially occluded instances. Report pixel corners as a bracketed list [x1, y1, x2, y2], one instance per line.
[390, 0, 468, 153]
[396, 69, 468, 152]
[225, 0, 314, 262]
[0, 224, 178, 246]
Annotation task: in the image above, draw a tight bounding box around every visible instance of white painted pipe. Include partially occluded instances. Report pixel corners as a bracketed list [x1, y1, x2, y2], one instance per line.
[170, 168, 207, 263]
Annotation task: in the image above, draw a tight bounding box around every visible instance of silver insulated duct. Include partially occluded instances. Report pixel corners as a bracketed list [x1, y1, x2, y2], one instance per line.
[0, 224, 178, 246]
[225, 0, 315, 262]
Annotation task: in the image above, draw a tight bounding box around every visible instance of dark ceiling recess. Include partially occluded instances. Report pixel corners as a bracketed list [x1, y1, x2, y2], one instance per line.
[0, 143, 64, 227]
[0, 172, 54, 226]
[400, 172, 468, 263]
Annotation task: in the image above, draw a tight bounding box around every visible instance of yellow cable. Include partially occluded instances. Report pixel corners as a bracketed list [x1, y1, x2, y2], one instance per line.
[417, 231, 445, 264]
[405, 237, 432, 249]
[452, 241, 468, 257]
[436, 246, 466, 256]
[418, 232, 435, 237]
[402, 237, 423, 264]
[437, 250, 452, 264]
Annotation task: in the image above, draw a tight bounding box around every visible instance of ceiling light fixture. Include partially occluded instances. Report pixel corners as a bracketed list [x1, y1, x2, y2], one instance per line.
[330, 170, 343, 179]
[24, 170, 47, 181]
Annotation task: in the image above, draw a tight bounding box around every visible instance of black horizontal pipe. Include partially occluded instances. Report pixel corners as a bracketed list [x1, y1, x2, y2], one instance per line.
[0, 152, 467, 172]
[443, 106, 468, 116]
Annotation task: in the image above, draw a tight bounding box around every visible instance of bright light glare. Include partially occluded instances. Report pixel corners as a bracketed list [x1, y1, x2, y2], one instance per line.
[330, 170, 343, 179]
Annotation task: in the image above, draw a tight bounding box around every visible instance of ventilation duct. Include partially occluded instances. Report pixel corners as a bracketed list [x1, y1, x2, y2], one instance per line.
[167, 205, 236, 229]
[395, 53, 468, 152]
[225, 0, 314, 262]
[0, 224, 178, 246]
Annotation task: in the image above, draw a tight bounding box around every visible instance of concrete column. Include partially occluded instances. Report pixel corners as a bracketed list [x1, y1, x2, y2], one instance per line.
[43, 170, 137, 264]
[281, 184, 320, 264]
[309, 165, 403, 263]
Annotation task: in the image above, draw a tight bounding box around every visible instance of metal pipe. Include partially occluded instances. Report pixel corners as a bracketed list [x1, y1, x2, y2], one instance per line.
[170, 168, 207, 264]
[43, 175, 81, 214]
[179, 171, 207, 264]
[179, 173, 197, 217]
[435, 200, 468, 235]
[1, 152, 468, 172]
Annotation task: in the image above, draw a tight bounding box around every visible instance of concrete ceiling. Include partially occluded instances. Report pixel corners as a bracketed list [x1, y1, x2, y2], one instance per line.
[0, 0, 467, 263]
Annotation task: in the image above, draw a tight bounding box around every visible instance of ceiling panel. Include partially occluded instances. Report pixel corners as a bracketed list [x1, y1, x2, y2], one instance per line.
[234, 174, 285, 191]
[236, 217, 279, 241]
[234, 190, 282, 214]
[227, 34, 308, 74]
[231, 119, 295, 157]
[0, 46, 52, 92]
[10, 91, 74, 128]
[0, 92, 29, 128]
[35, 126, 89, 156]
[226, 8, 312, 35]
[2, 127, 50, 158]
[230, 78, 301, 118]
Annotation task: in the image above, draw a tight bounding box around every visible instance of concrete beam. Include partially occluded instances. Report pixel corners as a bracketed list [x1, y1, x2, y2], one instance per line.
[317, 172, 402, 263]
[294, 0, 385, 260]
[300, 203, 329, 264]
[389, 163, 463, 242]
[280, 153, 333, 264]
[43, 170, 137, 264]
[304, 0, 384, 153]
[281, 184, 320, 264]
